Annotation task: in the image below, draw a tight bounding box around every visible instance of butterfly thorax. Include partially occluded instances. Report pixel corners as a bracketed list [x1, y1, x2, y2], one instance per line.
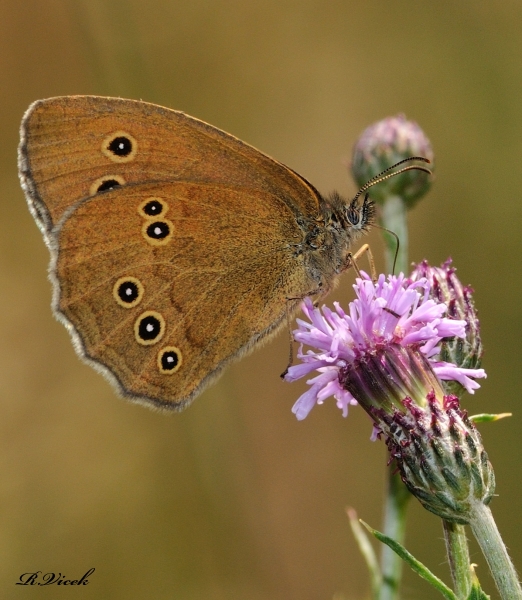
[299, 191, 375, 293]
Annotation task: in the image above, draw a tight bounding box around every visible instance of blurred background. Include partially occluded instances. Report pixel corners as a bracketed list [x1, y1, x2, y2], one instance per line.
[1, 1, 521, 598]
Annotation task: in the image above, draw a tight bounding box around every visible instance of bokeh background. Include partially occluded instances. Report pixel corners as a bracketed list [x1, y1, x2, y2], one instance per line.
[1, 1, 521, 599]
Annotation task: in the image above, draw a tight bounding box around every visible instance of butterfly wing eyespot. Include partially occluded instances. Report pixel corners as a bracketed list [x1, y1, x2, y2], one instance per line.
[90, 175, 125, 196]
[113, 276, 144, 308]
[141, 219, 174, 246]
[138, 197, 169, 218]
[134, 311, 166, 346]
[101, 131, 138, 163]
[158, 346, 183, 374]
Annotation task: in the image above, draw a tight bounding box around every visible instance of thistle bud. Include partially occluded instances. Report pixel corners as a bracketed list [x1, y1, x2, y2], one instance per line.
[382, 389, 495, 524]
[351, 114, 434, 206]
[410, 259, 483, 397]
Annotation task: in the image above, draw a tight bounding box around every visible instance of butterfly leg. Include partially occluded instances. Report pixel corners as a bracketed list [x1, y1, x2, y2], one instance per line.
[281, 303, 295, 377]
[280, 244, 375, 377]
[280, 293, 315, 378]
[344, 243, 377, 282]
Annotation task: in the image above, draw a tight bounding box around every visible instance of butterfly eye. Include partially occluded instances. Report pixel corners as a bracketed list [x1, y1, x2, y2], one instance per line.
[158, 346, 183, 374]
[90, 175, 125, 196]
[141, 219, 174, 246]
[113, 276, 144, 308]
[138, 197, 169, 218]
[134, 311, 165, 346]
[101, 131, 138, 163]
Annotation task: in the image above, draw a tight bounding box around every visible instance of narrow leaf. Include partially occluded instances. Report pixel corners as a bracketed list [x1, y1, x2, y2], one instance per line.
[347, 508, 381, 599]
[469, 413, 511, 423]
[466, 565, 490, 600]
[360, 519, 457, 600]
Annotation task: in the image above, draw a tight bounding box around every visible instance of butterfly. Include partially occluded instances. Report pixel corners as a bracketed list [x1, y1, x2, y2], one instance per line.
[19, 96, 423, 411]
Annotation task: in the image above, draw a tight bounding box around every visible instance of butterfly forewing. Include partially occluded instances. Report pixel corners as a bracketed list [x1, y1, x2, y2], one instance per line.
[19, 96, 321, 241]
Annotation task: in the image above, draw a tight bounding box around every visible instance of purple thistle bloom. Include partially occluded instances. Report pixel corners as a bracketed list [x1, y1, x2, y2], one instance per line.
[286, 264, 495, 522]
[285, 271, 486, 422]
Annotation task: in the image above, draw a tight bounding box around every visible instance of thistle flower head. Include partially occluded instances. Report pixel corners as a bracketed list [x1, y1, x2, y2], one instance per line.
[285, 263, 493, 522]
[285, 270, 485, 422]
[351, 114, 434, 206]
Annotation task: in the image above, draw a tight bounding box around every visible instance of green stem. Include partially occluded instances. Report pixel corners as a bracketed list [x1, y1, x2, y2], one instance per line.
[380, 195, 409, 275]
[469, 501, 522, 600]
[377, 194, 410, 600]
[378, 471, 411, 600]
[442, 520, 472, 599]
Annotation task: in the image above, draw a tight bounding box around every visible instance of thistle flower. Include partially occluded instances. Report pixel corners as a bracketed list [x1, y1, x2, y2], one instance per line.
[351, 114, 434, 206]
[286, 271, 484, 421]
[285, 266, 493, 522]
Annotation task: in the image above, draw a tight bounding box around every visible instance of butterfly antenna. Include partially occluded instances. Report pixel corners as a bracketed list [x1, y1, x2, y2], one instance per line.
[351, 156, 431, 204]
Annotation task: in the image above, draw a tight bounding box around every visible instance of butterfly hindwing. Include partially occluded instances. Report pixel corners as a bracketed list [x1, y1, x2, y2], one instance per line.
[53, 181, 309, 408]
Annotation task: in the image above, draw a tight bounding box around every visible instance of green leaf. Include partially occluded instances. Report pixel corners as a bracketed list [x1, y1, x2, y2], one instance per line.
[469, 413, 511, 423]
[347, 509, 381, 599]
[466, 567, 490, 600]
[466, 585, 490, 600]
[360, 520, 457, 600]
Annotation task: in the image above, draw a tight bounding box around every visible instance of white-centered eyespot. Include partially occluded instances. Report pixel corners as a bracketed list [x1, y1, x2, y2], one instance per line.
[157, 346, 183, 374]
[113, 276, 144, 309]
[101, 131, 138, 163]
[134, 311, 166, 346]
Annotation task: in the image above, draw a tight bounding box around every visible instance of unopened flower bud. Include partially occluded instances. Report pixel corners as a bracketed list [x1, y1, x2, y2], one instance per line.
[382, 392, 495, 524]
[411, 259, 483, 397]
[352, 114, 434, 206]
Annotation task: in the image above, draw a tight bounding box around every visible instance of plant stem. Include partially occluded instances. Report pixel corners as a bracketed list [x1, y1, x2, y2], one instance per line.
[469, 501, 522, 600]
[380, 195, 408, 275]
[378, 194, 411, 600]
[442, 520, 472, 599]
[378, 471, 410, 600]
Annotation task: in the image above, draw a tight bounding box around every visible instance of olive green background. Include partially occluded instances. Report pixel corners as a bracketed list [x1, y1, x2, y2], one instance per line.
[1, 2, 521, 599]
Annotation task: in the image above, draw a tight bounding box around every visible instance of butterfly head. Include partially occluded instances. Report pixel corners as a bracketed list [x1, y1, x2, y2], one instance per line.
[326, 190, 375, 235]
[346, 192, 375, 232]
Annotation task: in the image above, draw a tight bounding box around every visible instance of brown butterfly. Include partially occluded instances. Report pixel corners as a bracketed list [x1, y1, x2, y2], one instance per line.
[18, 96, 379, 410]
